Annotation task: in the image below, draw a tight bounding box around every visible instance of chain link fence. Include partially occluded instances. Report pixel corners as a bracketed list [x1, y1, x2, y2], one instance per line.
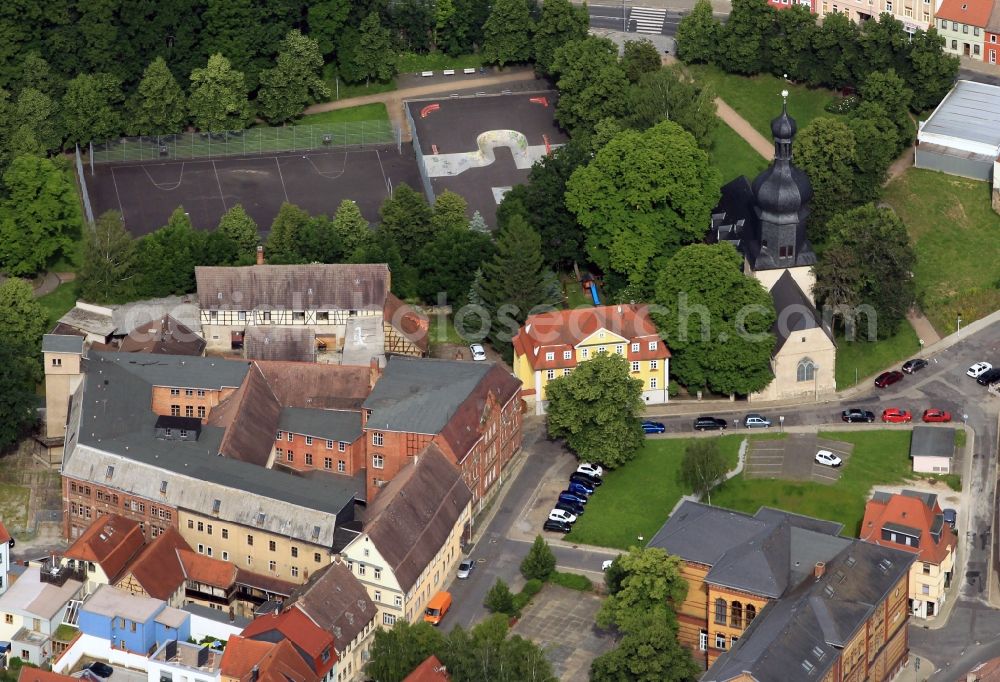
[404, 105, 435, 205]
[89, 119, 397, 164]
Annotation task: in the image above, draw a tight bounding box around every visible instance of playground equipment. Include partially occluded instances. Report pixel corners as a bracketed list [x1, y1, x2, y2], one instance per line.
[581, 273, 602, 306]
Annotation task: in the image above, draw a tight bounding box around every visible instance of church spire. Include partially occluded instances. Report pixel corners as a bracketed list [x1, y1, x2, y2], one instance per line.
[771, 90, 796, 162]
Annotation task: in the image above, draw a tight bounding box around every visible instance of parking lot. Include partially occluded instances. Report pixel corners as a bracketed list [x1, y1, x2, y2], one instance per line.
[745, 434, 854, 484]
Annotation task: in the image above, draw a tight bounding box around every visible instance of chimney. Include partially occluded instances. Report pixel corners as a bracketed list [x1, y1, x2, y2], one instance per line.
[256, 245, 264, 265]
[814, 561, 826, 579]
[369, 357, 381, 388]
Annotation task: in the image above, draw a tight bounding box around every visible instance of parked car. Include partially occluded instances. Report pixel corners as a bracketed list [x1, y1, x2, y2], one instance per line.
[841, 409, 875, 423]
[815, 450, 843, 467]
[555, 500, 585, 516]
[570, 471, 602, 488]
[548, 508, 577, 524]
[874, 371, 904, 388]
[544, 518, 572, 533]
[641, 420, 666, 434]
[576, 463, 604, 478]
[566, 481, 594, 497]
[901, 358, 929, 374]
[469, 343, 487, 361]
[456, 559, 475, 579]
[976, 367, 1000, 386]
[942, 508, 957, 530]
[85, 663, 113, 679]
[967, 361, 992, 378]
[694, 416, 728, 431]
[602, 559, 614, 571]
[559, 491, 588, 506]
[423, 591, 452, 626]
[881, 408, 912, 424]
[922, 409, 952, 423]
[743, 414, 772, 428]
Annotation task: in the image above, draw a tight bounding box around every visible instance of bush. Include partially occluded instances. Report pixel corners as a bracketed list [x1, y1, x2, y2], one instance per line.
[549, 571, 593, 591]
[522, 578, 544, 597]
[668, 380, 681, 398]
[825, 95, 859, 114]
[512, 591, 532, 614]
[484, 578, 515, 615]
[520, 535, 556, 581]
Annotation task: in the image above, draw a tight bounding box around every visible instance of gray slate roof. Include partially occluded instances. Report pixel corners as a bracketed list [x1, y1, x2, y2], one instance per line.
[920, 80, 1000, 149]
[363, 356, 495, 434]
[43, 334, 84, 354]
[910, 426, 956, 458]
[278, 408, 362, 443]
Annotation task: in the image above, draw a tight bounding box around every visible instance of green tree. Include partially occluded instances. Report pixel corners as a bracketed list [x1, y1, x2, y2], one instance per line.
[218, 205, 259, 259]
[813, 204, 916, 339]
[439, 616, 556, 682]
[860, 68, 915, 147]
[520, 535, 557, 580]
[808, 12, 861, 88]
[907, 29, 958, 112]
[200, 0, 260, 85]
[188, 54, 252, 132]
[533, 0, 590, 75]
[680, 438, 728, 504]
[257, 30, 331, 124]
[296, 214, 343, 264]
[482, 0, 535, 67]
[344, 13, 396, 84]
[12, 88, 61, 153]
[333, 199, 373, 259]
[858, 13, 911, 79]
[417, 228, 495, 304]
[652, 243, 776, 395]
[551, 37, 629, 135]
[16, 52, 62, 98]
[624, 66, 718, 149]
[431, 190, 469, 233]
[134, 208, 200, 297]
[78, 211, 137, 303]
[590, 615, 700, 682]
[365, 620, 444, 682]
[0, 338, 39, 450]
[0, 277, 47, 359]
[717, 0, 773, 75]
[379, 185, 435, 262]
[266, 202, 311, 263]
[546, 352, 645, 469]
[76, 0, 122, 77]
[847, 104, 899, 201]
[566, 120, 721, 295]
[130, 58, 187, 136]
[622, 39, 662, 83]
[484, 578, 515, 615]
[675, 0, 720, 65]
[308, 0, 352, 57]
[595, 546, 688, 633]
[61, 73, 124, 147]
[603, 556, 627, 595]
[469, 210, 489, 233]
[0, 156, 81, 276]
[794, 116, 857, 242]
[766, 5, 816, 82]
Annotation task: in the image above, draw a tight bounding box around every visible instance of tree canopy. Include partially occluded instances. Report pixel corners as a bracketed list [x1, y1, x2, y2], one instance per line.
[674, 0, 720, 64]
[130, 58, 187, 136]
[680, 438, 729, 504]
[596, 546, 689, 633]
[624, 66, 718, 149]
[257, 30, 330, 124]
[550, 37, 629, 136]
[188, 54, 251, 131]
[482, 0, 536, 67]
[78, 210, 137, 303]
[533, 0, 590, 75]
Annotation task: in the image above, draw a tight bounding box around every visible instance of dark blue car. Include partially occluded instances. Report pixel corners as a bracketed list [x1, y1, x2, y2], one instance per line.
[566, 482, 593, 497]
[559, 491, 588, 506]
[641, 420, 666, 434]
[555, 500, 585, 516]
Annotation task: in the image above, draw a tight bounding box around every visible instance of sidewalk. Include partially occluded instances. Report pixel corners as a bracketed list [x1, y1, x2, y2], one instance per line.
[714, 98, 773, 158]
[894, 654, 937, 682]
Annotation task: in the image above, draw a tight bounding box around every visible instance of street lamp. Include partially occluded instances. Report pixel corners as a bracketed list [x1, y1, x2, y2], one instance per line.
[957, 315, 963, 336]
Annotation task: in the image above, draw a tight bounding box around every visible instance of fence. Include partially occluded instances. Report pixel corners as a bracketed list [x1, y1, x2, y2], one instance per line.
[74, 145, 95, 225]
[88, 119, 398, 164]
[404, 104, 436, 205]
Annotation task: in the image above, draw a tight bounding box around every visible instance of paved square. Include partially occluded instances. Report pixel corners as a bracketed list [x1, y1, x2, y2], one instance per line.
[512, 584, 616, 680]
[745, 434, 854, 484]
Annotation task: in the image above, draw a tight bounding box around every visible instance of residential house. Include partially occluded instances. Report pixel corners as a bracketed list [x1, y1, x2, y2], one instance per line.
[341, 445, 472, 628]
[649, 501, 914, 680]
[61, 515, 146, 596]
[147, 639, 224, 682]
[361, 356, 522, 504]
[861, 490, 957, 619]
[910, 426, 956, 474]
[936, 0, 990, 58]
[403, 656, 451, 682]
[512, 305, 670, 413]
[0, 564, 84, 665]
[241, 607, 337, 682]
[78, 585, 189, 654]
[116, 527, 190, 606]
[0, 520, 11, 596]
[220, 635, 318, 682]
[987, 1, 1000, 64]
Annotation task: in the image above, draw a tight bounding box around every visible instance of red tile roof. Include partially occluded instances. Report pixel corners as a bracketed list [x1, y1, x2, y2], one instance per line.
[969, 656, 1000, 681]
[221, 635, 320, 682]
[936, 0, 992, 25]
[120, 526, 190, 600]
[403, 655, 451, 682]
[384, 293, 430, 353]
[17, 669, 78, 682]
[178, 549, 238, 588]
[512, 305, 669, 371]
[860, 492, 957, 565]
[242, 606, 335, 669]
[0, 520, 11, 545]
[64, 514, 146, 582]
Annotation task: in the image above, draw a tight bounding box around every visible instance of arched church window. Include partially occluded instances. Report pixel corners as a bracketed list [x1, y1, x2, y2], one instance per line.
[797, 358, 816, 382]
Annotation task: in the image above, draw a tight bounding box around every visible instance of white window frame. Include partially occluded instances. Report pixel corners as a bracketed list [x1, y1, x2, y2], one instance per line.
[650, 360, 658, 370]
[372, 432, 383, 446]
[631, 343, 640, 353]
[546, 369, 556, 380]
[545, 352, 554, 361]
[563, 350, 572, 360]
[631, 361, 640, 372]
[648, 341, 658, 351]
[372, 454, 384, 469]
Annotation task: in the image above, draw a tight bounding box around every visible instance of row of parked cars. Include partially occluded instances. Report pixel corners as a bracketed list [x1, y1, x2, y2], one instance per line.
[543, 464, 604, 533]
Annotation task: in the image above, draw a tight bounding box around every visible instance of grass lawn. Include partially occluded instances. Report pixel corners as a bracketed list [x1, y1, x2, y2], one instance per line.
[427, 313, 465, 346]
[834, 324, 921, 389]
[561, 275, 591, 309]
[38, 281, 78, 328]
[0, 483, 30, 533]
[710, 430, 914, 537]
[296, 103, 390, 127]
[709, 120, 768, 184]
[686, 64, 839, 139]
[883, 168, 1000, 334]
[566, 435, 743, 550]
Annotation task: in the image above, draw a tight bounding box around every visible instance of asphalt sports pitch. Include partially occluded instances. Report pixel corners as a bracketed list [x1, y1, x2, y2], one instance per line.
[87, 144, 422, 236]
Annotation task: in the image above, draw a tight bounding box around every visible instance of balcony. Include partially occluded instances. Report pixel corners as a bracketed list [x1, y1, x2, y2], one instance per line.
[39, 560, 86, 587]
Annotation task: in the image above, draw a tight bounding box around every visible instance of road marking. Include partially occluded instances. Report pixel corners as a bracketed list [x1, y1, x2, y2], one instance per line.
[629, 6, 667, 33]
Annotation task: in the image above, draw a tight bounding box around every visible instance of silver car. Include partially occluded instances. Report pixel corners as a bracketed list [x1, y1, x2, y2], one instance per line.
[457, 559, 475, 579]
[744, 414, 772, 428]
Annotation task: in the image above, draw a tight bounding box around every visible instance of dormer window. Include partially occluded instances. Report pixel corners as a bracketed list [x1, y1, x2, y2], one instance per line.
[545, 352, 554, 361]
[160, 481, 168, 494]
[105, 466, 114, 480]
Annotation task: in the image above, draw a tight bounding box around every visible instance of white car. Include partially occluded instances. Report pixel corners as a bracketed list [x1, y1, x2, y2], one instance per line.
[548, 509, 577, 524]
[601, 559, 614, 571]
[576, 463, 604, 479]
[815, 450, 843, 468]
[470, 343, 487, 361]
[968, 362, 992, 378]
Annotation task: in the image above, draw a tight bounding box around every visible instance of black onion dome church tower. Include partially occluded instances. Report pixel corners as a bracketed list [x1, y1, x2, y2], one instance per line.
[745, 90, 816, 273]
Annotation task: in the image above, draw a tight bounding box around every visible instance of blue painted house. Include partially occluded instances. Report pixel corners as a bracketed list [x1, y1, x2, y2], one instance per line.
[79, 585, 190, 654]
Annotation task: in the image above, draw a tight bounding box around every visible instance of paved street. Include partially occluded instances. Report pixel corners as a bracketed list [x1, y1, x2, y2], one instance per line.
[588, 4, 685, 36]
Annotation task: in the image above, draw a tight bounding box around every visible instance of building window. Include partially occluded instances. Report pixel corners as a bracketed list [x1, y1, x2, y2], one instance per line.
[315, 553, 322, 563]
[374, 590, 382, 602]
[975, 44, 981, 54]
[170, 404, 180, 416]
[326, 439, 334, 449]
[206, 547, 213, 557]
[715, 633, 727, 650]
[324, 457, 333, 469]
[197, 544, 204, 553]
[615, 344, 624, 355]
[287, 433, 293, 442]
[291, 566, 299, 578]
[188, 520, 194, 529]
[992, 49, 998, 63]
[746, 603, 757, 624]
[545, 352, 554, 361]
[276, 448, 283, 458]
[291, 547, 298, 558]
[797, 358, 816, 382]
[383, 614, 396, 626]
[922, 584, 931, 594]
[51, 358, 62, 367]
[952, 39, 958, 49]
[563, 350, 572, 360]
[305, 436, 313, 445]
[731, 601, 743, 629]
[372, 432, 384, 446]
[358, 564, 366, 576]
[952, 20, 958, 29]
[269, 540, 276, 551]
[287, 450, 294, 462]
[185, 405, 194, 417]
[338, 441, 347, 452]
[222, 529, 228, 539]
[714, 598, 727, 624]
[268, 560, 276, 572]
[222, 551, 229, 561]
[650, 360, 658, 370]
[4, 614, 12, 624]
[184, 389, 193, 397]
[631, 343, 639, 353]
[649, 377, 658, 389]
[197, 406, 206, 418]
[305, 453, 313, 465]
[373, 454, 384, 469]
[170, 389, 180, 396]
[598, 345, 606, 354]
[699, 630, 708, 651]
[581, 348, 589, 359]
[374, 567, 382, 579]
[923, 563, 931, 575]
[546, 369, 555, 380]
[394, 595, 403, 607]
[247, 535, 254, 546]
[276, 431, 282, 441]
[648, 341, 657, 351]
[731, 636, 739, 647]
[631, 361, 640, 372]
[206, 524, 213, 535]
[197, 390, 205, 397]
[963, 23, 968, 33]
[563, 368, 571, 376]
[338, 460, 346, 473]
[197, 521, 204, 532]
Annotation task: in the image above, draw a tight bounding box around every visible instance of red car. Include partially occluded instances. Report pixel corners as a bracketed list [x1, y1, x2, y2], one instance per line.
[874, 371, 904, 388]
[881, 408, 912, 423]
[922, 409, 952, 423]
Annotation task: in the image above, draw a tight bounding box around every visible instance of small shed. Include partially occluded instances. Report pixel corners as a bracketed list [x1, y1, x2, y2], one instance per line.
[910, 426, 956, 474]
